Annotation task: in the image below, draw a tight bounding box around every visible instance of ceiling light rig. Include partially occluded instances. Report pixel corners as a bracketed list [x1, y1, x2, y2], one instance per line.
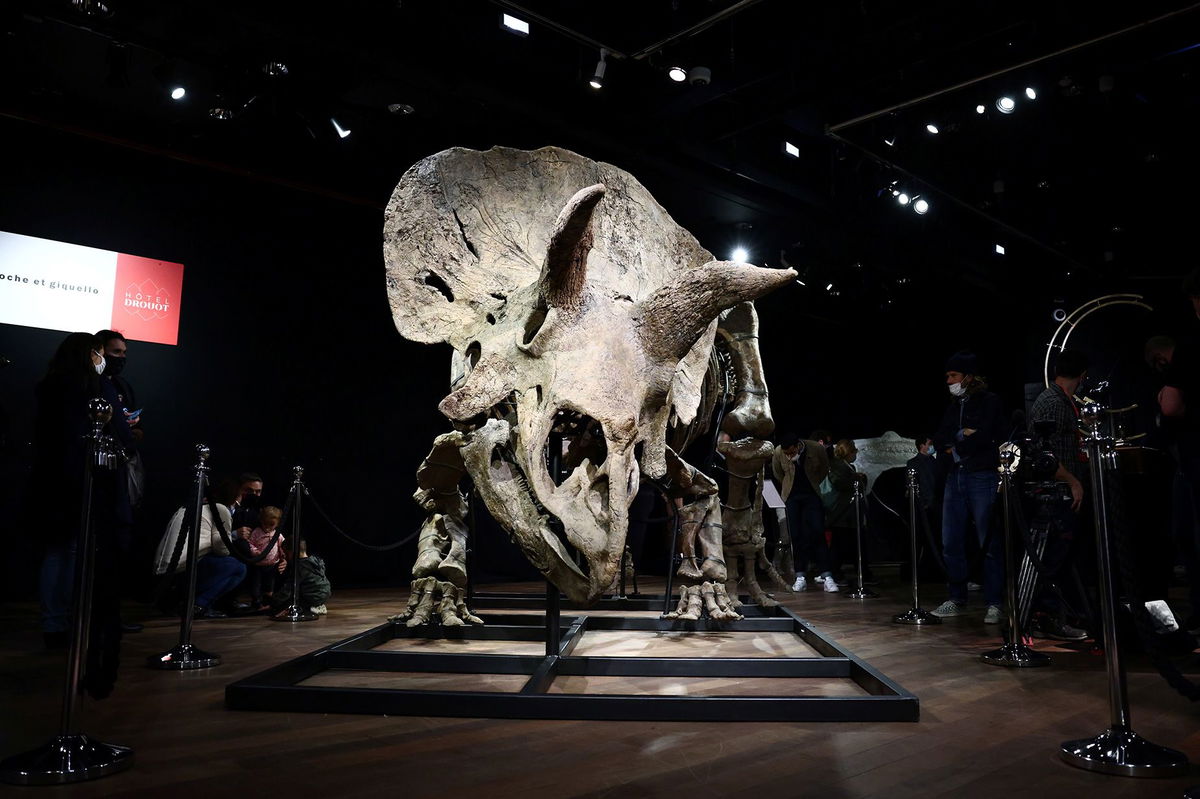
[925, 123, 939, 134]
[170, 86, 186, 100]
[1025, 86, 1037, 100]
[501, 13, 530, 35]
[589, 49, 607, 90]
[783, 141, 799, 158]
[975, 104, 986, 114]
[913, 198, 929, 215]
[668, 66, 687, 82]
[996, 96, 1016, 114]
[262, 62, 289, 78]
[331, 118, 351, 139]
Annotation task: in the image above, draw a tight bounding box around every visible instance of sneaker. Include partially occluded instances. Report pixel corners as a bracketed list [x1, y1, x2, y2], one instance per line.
[984, 605, 1003, 624]
[821, 575, 840, 593]
[792, 575, 807, 592]
[967, 581, 983, 593]
[931, 600, 964, 618]
[1031, 615, 1087, 641]
[310, 604, 327, 615]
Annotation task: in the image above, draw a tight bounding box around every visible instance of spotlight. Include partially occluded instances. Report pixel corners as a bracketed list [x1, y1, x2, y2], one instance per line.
[668, 66, 687, 82]
[262, 62, 289, 78]
[826, 282, 834, 292]
[883, 137, 896, 147]
[925, 123, 939, 134]
[71, 0, 112, 18]
[331, 118, 351, 139]
[1025, 86, 1037, 100]
[731, 247, 749, 262]
[913, 198, 929, 214]
[996, 96, 1016, 114]
[784, 141, 800, 158]
[897, 193, 910, 205]
[1052, 308, 1067, 322]
[208, 106, 233, 121]
[589, 50, 607, 89]
[170, 86, 186, 100]
[501, 13, 530, 35]
[995, 243, 1006, 255]
[687, 66, 711, 86]
[975, 104, 986, 114]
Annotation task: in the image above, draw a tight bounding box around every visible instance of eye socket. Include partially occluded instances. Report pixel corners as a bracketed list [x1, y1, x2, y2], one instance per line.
[522, 307, 547, 346]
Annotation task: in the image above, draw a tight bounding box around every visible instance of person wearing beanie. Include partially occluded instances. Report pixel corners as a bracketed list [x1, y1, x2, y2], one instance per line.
[930, 351, 1006, 622]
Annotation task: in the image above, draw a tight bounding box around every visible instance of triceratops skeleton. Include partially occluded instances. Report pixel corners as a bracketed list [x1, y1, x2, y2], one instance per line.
[383, 146, 793, 624]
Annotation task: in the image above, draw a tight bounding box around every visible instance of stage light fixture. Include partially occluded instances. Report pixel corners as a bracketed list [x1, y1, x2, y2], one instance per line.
[331, 118, 351, 139]
[170, 86, 186, 100]
[262, 62, 289, 77]
[995, 243, 1006, 255]
[897, 193, 910, 205]
[925, 123, 939, 134]
[208, 106, 233, 121]
[1025, 86, 1037, 100]
[388, 103, 416, 116]
[826, 282, 834, 292]
[883, 137, 896, 147]
[731, 247, 749, 262]
[687, 66, 711, 85]
[975, 104, 986, 114]
[71, 0, 111, 18]
[913, 198, 929, 214]
[784, 141, 800, 158]
[1052, 308, 1067, 322]
[501, 13, 530, 35]
[996, 96, 1016, 114]
[668, 66, 687, 82]
[589, 50, 607, 89]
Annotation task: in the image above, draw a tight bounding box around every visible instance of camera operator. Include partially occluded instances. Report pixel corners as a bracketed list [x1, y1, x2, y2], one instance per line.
[1025, 349, 1090, 641]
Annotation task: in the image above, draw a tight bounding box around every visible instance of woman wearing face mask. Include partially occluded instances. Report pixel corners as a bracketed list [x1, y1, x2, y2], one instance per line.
[28, 332, 134, 696]
[930, 351, 1006, 622]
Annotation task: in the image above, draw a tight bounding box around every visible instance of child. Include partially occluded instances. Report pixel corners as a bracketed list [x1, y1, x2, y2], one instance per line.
[271, 539, 331, 617]
[245, 506, 286, 611]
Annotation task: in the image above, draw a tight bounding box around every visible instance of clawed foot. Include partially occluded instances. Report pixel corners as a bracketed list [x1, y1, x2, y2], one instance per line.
[389, 576, 483, 627]
[662, 581, 743, 621]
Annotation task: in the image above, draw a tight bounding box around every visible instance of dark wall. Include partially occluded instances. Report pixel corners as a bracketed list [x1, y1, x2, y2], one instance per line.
[3, 118, 1194, 597]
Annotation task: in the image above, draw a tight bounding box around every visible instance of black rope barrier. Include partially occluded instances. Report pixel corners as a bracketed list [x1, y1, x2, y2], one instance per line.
[208, 489, 294, 566]
[301, 486, 416, 552]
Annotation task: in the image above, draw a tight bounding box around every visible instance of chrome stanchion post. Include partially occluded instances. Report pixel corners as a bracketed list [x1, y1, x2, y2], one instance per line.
[150, 444, 220, 669]
[0, 400, 133, 785]
[894, 467, 939, 624]
[981, 449, 1049, 667]
[273, 466, 317, 622]
[845, 475, 878, 600]
[1060, 403, 1188, 776]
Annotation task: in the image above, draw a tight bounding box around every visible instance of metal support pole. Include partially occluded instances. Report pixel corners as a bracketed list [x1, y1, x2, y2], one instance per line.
[149, 444, 221, 669]
[273, 466, 317, 622]
[661, 495, 682, 615]
[465, 485, 476, 604]
[545, 581, 561, 657]
[894, 467, 939, 625]
[0, 400, 133, 785]
[981, 452, 1049, 667]
[845, 476, 878, 599]
[1059, 403, 1188, 776]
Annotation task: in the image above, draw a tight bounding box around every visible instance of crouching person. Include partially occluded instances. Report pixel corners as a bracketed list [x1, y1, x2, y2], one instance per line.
[153, 499, 246, 619]
[271, 539, 331, 617]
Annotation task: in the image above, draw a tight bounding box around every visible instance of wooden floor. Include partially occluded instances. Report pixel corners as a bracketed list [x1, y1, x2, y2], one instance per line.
[2, 570, 1198, 798]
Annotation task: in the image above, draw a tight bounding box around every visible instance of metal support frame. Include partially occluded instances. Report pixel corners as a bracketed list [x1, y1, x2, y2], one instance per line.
[981, 452, 1050, 668]
[226, 605, 917, 722]
[1059, 402, 1188, 777]
[894, 467, 939, 625]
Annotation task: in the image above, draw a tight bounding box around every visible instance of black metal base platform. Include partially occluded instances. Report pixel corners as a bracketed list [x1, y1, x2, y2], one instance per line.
[226, 606, 918, 722]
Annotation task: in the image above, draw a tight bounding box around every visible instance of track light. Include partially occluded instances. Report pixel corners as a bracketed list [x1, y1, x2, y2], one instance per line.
[331, 118, 351, 139]
[995, 243, 1006, 255]
[501, 13, 530, 35]
[996, 96, 1016, 114]
[975, 104, 986, 114]
[589, 50, 607, 90]
[731, 247, 749, 262]
[1025, 86, 1037, 100]
[170, 86, 186, 100]
[784, 141, 799, 158]
[668, 66, 687, 82]
[897, 193, 910, 205]
[913, 198, 929, 215]
[925, 123, 939, 134]
[883, 137, 896, 147]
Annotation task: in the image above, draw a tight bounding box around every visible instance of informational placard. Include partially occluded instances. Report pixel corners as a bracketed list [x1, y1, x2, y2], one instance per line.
[0, 230, 184, 345]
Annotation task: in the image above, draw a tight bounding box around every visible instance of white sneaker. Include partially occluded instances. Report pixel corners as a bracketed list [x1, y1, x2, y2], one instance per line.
[984, 605, 1002, 624]
[791, 575, 807, 592]
[310, 604, 328, 615]
[821, 575, 840, 593]
[967, 581, 983, 593]
[931, 600, 964, 617]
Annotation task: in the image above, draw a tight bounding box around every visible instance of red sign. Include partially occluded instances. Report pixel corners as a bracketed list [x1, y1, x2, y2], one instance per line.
[111, 253, 185, 345]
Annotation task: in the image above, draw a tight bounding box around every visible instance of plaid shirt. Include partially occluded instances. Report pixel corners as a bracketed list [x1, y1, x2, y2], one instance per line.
[1029, 382, 1086, 481]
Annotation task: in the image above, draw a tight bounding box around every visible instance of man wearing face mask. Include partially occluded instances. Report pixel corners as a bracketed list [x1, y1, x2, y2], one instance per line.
[931, 351, 1006, 621]
[97, 330, 141, 442]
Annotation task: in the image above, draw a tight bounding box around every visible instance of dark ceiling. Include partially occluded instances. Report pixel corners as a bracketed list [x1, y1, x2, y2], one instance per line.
[2, 0, 1199, 311]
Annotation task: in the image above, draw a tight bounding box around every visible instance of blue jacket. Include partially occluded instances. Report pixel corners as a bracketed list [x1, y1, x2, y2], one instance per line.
[934, 389, 1004, 473]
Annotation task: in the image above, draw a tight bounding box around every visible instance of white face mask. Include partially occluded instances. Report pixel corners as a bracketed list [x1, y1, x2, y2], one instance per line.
[948, 382, 966, 397]
[92, 350, 106, 376]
